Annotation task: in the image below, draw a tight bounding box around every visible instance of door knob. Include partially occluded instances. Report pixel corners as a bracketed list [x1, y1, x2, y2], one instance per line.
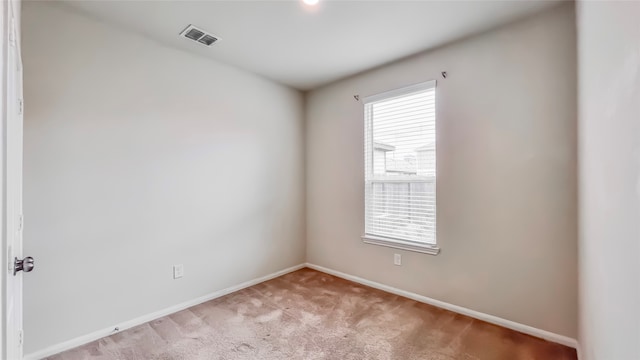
[14, 256, 35, 275]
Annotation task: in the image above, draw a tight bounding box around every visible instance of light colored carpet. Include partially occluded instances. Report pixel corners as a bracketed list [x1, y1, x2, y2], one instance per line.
[47, 268, 576, 360]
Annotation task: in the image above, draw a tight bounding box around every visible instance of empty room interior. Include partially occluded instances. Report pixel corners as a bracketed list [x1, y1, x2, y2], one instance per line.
[3, 0, 638, 359]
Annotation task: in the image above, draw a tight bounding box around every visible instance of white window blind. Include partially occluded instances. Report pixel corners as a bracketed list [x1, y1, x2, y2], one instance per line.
[364, 81, 436, 248]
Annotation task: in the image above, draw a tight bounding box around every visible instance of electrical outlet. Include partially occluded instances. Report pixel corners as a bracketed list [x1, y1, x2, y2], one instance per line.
[173, 264, 184, 279]
[394, 254, 402, 266]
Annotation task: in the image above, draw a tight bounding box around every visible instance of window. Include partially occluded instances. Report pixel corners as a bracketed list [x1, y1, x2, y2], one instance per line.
[362, 81, 439, 255]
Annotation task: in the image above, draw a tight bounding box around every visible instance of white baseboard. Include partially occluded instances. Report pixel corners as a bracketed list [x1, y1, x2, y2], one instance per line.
[576, 342, 584, 360]
[305, 263, 578, 349]
[26, 262, 578, 359]
[24, 263, 306, 360]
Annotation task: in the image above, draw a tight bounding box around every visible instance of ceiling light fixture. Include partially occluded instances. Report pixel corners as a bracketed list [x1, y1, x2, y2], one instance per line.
[302, 0, 319, 6]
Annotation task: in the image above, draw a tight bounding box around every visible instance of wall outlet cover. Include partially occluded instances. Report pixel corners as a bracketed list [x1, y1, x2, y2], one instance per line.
[173, 264, 184, 279]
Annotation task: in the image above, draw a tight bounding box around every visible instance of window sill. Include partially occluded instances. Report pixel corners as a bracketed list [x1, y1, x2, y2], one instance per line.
[362, 235, 440, 255]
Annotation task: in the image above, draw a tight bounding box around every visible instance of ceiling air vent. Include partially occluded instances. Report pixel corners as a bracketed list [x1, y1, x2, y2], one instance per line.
[180, 25, 219, 47]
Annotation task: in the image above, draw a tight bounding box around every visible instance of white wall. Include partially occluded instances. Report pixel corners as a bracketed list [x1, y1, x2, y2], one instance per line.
[306, 4, 578, 338]
[22, 2, 305, 354]
[577, 1, 640, 359]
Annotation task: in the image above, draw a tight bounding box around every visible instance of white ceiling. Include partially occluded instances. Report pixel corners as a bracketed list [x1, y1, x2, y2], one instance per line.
[59, 0, 564, 90]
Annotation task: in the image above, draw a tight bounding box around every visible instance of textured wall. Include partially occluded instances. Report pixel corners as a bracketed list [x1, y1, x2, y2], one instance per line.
[22, 2, 305, 354]
[306, 4, 578, 338]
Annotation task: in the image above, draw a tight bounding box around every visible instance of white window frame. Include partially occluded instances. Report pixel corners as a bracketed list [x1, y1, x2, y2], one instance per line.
[361, 80, 440, 255]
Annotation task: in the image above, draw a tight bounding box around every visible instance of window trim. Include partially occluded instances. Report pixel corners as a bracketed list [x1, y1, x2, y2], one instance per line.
[362, 80, 440, 255]
[362, 80, 436, 105]
[362, 235, 441, 255]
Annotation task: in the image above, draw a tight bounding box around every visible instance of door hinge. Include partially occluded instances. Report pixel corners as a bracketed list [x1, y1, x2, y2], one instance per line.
[18, 214, 23, 232]
[18, 330, 23, 345]
[18, 99, 23, 115]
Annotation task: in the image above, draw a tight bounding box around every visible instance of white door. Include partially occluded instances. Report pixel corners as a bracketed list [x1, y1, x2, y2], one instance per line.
[3, 0, 26, 358]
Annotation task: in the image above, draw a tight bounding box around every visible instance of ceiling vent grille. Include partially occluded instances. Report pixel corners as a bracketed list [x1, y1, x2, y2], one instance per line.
[180, 25, 219, 47]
